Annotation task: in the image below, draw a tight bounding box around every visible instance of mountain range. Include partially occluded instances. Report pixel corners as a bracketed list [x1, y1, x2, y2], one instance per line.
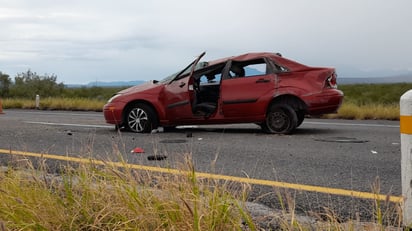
[66, 80, 146, 88]
[66, 72, 411, 88]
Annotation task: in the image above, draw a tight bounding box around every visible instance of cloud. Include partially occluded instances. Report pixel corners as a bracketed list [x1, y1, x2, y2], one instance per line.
[0, 0, 411, 83]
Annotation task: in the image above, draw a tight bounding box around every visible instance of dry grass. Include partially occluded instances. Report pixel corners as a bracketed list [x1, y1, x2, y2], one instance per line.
[324, 102, 400, 120]
[0, 154, 405, 230]
[2, 97, 105, 111]
[0, 155, 255, 230]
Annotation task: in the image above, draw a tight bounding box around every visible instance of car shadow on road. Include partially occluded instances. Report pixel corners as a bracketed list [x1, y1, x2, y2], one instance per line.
[159, 126, 339, 136]
[292, 128, 339, 135]
[104, 124, 340, 136]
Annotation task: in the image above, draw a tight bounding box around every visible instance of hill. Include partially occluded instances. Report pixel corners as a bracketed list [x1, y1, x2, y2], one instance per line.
[65, 73, 411, 88]
[66, 80, 145, 88]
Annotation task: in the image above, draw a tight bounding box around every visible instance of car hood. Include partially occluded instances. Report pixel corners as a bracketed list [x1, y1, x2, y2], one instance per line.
[118, 81, 162, 95]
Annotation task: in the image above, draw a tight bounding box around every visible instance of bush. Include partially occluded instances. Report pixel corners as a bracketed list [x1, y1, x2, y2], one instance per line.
[8, 70, 65, 98]
[0, 72, 11, 97]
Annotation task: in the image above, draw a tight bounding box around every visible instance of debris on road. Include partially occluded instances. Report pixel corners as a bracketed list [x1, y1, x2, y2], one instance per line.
[131, 147, 145, 154]
[147, 155, 167, 161]
[151, 127, 164, 133]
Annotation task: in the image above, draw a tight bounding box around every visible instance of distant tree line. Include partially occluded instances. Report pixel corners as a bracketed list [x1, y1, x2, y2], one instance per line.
[0, 70, 64, 98]
[0, 70, 124, 100]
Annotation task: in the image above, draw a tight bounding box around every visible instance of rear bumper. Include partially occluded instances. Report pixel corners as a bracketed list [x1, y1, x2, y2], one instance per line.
[103, 102, 124, 125]
[306, 89, 344, 115]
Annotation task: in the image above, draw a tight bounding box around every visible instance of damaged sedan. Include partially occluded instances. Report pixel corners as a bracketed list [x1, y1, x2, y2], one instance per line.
[103, 52, 344, 134]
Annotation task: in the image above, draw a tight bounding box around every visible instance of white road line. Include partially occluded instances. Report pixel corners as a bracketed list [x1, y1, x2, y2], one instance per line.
[305, 121, 399, 128]
[24, 121, 112, 129]
[9, 110, 101, 117]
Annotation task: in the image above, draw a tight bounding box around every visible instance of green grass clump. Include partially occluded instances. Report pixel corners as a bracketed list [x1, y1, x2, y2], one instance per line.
[0, 157, 254, 230]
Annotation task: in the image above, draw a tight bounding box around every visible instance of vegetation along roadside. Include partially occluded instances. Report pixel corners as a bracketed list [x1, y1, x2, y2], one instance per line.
[1, 70, 411, 120]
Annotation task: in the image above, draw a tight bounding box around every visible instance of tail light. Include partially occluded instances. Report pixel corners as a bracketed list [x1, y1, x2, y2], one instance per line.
[326, 72, 338, 89]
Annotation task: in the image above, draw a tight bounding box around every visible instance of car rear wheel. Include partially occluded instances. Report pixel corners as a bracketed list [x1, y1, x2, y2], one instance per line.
[262, 104, 298, 134]
[124, 103, 158, 133]
[296, 110, 305, 127]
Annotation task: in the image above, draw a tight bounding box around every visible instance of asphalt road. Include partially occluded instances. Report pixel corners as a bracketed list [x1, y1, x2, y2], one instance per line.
[0, 109, 402, 220]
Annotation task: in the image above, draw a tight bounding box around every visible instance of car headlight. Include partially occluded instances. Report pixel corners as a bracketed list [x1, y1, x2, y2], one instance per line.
[107, 94, 122, 103]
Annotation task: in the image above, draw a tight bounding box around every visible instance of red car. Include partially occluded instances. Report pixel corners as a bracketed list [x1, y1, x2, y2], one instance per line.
[103, 52, 343, 134]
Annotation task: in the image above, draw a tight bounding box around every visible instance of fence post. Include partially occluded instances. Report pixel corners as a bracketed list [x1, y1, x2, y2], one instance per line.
[401, 89, 412, 227]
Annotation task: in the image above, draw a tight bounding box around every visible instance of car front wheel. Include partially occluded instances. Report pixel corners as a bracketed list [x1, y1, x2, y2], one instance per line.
[124, 103, 158, 133]
[262, 104, 298, 134]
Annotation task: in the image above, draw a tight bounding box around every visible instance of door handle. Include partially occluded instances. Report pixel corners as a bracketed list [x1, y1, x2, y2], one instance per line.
[255, 79, 270, 83]
[179, 82, 186, 87]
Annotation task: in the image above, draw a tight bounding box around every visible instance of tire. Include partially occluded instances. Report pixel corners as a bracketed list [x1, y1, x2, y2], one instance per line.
[124, 103, 158, 133]
[296, 110, 305, 127]
[262, 104, 298, 134]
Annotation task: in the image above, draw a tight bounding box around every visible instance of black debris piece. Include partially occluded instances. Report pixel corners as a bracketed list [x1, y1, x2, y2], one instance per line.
[147, 155, 167, 161]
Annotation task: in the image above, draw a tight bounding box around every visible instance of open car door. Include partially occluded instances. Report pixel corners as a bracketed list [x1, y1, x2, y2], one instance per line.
[163, 52, 206, 121]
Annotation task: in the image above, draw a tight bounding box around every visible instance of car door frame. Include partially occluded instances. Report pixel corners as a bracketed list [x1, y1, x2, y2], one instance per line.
[219, 58, 278, 119]
[163, 52, 206, 121]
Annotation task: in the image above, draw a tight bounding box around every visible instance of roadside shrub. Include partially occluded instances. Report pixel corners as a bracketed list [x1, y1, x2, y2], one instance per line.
[9, 70, 65, 98]
[0, 72, 11, 97]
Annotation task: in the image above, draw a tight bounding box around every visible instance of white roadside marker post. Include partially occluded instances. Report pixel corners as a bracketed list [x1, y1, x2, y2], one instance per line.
[401, 89, 412, 227]
[35, 94, 40, 109]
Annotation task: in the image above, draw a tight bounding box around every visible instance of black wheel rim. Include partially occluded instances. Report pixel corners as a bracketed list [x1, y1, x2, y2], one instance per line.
[128, 108, 148, 132]
[268, 109, 290, 132]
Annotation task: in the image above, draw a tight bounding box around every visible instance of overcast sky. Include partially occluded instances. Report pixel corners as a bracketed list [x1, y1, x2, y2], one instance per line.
[1, 0, 411, 84]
